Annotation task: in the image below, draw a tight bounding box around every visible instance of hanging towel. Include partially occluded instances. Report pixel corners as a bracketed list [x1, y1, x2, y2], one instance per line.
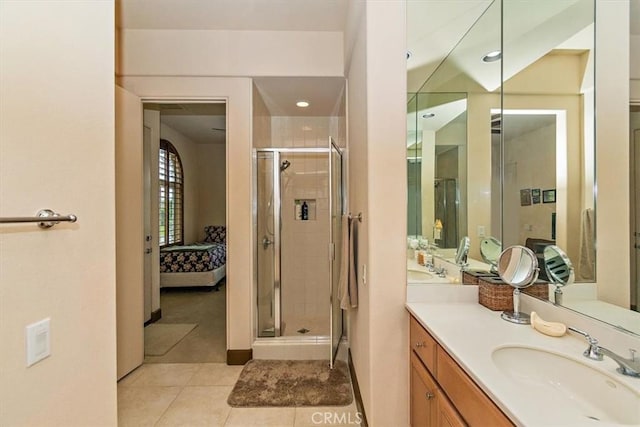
[577, 208, 595, 281]
[338, 214, 359, 309]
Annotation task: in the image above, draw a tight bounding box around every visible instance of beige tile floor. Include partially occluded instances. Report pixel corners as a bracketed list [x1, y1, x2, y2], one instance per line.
[118, 363, 362, 427]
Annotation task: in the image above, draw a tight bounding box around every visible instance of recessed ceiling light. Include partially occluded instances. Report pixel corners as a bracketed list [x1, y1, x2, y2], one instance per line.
[296, 101, 310, 108]
[482, 50, 502, 63]
[422, 113, 435, 119]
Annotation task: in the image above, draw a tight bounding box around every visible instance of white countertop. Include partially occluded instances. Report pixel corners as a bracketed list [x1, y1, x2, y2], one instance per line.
[406, 302, 640, 427]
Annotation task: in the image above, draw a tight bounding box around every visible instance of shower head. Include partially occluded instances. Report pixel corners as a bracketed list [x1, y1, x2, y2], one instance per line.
[280, 160, 291, 172]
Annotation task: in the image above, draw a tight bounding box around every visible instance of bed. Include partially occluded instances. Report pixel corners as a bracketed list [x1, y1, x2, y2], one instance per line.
[160, 225, 226, 290]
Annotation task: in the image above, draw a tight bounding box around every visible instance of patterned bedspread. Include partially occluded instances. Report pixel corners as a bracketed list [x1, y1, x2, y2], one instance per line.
[160, 243, 226, 273]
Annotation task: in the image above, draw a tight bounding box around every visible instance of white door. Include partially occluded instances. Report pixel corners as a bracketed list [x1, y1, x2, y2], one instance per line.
[143, 126, 152, 323]
[115, 85, 144, 379]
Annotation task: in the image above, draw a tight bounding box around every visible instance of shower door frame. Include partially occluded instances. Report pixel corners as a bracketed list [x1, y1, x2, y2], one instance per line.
[254, 147, 340, 344]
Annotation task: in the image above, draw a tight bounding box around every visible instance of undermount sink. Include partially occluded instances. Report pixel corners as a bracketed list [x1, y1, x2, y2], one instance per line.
[407, 269, 452, 283]
[492, 345, 640, 425]
[407, 269, 434, 281]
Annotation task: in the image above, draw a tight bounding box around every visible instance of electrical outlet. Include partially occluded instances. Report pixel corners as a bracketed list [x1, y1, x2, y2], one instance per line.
[26, 318, 50, 367]
[477, 225, 486, 237]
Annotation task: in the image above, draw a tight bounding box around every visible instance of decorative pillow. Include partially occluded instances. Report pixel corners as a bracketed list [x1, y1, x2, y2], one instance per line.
[204, 225, 226, 243]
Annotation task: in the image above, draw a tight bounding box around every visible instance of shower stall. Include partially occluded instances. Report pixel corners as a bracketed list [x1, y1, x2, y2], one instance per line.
[254, 139, 344, 366]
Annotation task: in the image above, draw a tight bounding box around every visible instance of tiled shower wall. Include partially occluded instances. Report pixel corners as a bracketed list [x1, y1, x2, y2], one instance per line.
[273, 116, 334, 336]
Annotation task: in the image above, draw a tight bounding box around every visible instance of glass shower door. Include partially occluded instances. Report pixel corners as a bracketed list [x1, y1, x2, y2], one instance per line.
[329, 139, 344, 367]
[256, 151, 279, 337]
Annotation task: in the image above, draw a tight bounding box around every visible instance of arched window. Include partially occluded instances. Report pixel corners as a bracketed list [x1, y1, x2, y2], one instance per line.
[159, 139, 184, 246]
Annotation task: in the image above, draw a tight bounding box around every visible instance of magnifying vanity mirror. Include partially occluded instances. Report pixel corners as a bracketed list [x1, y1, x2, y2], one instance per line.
[497, 246, 539, 324]
[480, 237, 502, 273]
[454, 236, 470, 267]
[543, 245, 575, 305]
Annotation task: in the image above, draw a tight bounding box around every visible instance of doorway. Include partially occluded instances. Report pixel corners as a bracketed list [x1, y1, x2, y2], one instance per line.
[142, 102, 228, 363]
[631, 104, 640, 312]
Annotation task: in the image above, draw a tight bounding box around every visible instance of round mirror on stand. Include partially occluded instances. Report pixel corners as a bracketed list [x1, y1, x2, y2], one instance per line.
[543, 245, 575, 305]
[480, 237, 502, 272]
[497, 245, 539, 324]
[454, 236, 470, 267]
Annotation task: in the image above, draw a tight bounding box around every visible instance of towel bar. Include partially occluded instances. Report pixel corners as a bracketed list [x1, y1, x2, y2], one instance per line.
[0, 209, 78, 228]
[348, 212, 363, 222]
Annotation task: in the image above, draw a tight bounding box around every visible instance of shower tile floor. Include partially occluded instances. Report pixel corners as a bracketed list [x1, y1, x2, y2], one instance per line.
[281, 315, 329, 337]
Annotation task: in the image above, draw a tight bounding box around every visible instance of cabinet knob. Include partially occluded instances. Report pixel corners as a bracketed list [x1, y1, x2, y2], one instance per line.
[425, 392, 435, 400]
[415, 341, 426, 348]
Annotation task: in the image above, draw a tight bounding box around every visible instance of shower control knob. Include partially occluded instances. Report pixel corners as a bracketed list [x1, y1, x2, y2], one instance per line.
[262, 236, 273, 249]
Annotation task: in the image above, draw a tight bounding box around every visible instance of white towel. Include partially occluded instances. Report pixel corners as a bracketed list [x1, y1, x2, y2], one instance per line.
[338, 214, 359, 309]
[577, 208, 595, 281]
[338, 214, 350, 310]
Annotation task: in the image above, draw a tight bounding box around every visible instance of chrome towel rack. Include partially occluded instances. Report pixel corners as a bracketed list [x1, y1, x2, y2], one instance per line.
[0, 209, 78, 229]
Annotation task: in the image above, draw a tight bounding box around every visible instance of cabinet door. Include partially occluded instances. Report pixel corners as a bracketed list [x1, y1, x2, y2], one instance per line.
[437, 393, 466, 427]
[411, 353, 438, 426]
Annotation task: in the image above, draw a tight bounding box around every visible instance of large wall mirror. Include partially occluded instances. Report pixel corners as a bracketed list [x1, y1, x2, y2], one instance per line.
[408, 0, 639, 337]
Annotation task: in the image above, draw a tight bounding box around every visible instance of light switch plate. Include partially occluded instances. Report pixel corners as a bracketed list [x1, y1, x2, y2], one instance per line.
[26, 318, 50, 367]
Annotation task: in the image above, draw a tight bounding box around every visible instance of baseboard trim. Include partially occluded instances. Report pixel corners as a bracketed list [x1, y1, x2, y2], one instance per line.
[144, 308, 162, 326]
[227, 349, 253, 365]
[348, 349, 368, 427]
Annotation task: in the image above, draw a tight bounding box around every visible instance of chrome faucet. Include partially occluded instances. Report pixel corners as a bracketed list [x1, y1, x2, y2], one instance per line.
[434, 266, 447, 278]
[569, 327, 640, 378]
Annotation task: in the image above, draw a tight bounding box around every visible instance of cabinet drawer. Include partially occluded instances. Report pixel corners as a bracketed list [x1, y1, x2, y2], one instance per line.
[436, 347, 513, 427]
[410, 315, 438, 374]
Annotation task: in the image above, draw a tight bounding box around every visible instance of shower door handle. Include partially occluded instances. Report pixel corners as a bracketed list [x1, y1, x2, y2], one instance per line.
[262, 236, 273, 249]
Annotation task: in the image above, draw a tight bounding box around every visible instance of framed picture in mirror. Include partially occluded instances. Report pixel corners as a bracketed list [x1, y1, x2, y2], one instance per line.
[543, 189, 556, 204]
[520, 189, 532, 206]
[531, 188, 541, 204]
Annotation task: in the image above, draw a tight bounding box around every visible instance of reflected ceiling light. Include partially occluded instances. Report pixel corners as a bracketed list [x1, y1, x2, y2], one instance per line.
[422, 113, 435, 119]
[296, 101, 310, 108]
[482, 50, 502, 63]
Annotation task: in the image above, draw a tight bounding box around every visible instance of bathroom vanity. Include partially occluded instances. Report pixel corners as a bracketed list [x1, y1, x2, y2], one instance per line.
[409, 315, 512, 426]
[406, 291, 640, 426]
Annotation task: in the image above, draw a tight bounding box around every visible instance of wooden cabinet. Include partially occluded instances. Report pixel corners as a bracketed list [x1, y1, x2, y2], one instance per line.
[411, 352, 465, 427]
[409, 315, 514, 427]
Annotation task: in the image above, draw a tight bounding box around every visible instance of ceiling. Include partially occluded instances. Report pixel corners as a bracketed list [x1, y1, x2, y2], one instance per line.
[124, 0, 637, 129]
[146, 103, 227, 145]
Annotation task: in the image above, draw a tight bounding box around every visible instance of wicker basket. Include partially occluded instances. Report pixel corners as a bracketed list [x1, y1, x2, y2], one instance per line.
[478, 278, 549, 311]
[462, 270, 497, 286]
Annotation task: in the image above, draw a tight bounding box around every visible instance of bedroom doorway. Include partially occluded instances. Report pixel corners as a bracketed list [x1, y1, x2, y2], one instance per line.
[141, 102, 228, 363]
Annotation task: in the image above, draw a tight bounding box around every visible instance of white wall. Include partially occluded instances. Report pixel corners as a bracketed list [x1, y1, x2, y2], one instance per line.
[346, 0, 409, 425]
[119, 30, 343, 77]
[595, 0, 630, 307]
[631, 34, 640, 101]
[0, 1, 116, 425]
[197, 144, 227, 230]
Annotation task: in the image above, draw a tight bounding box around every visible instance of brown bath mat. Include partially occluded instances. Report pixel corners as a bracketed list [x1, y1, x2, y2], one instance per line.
[227, 360, 353, 407]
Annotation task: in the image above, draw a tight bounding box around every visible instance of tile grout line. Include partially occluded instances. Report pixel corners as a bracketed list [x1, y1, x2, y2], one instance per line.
[151, 384, 184, 427]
